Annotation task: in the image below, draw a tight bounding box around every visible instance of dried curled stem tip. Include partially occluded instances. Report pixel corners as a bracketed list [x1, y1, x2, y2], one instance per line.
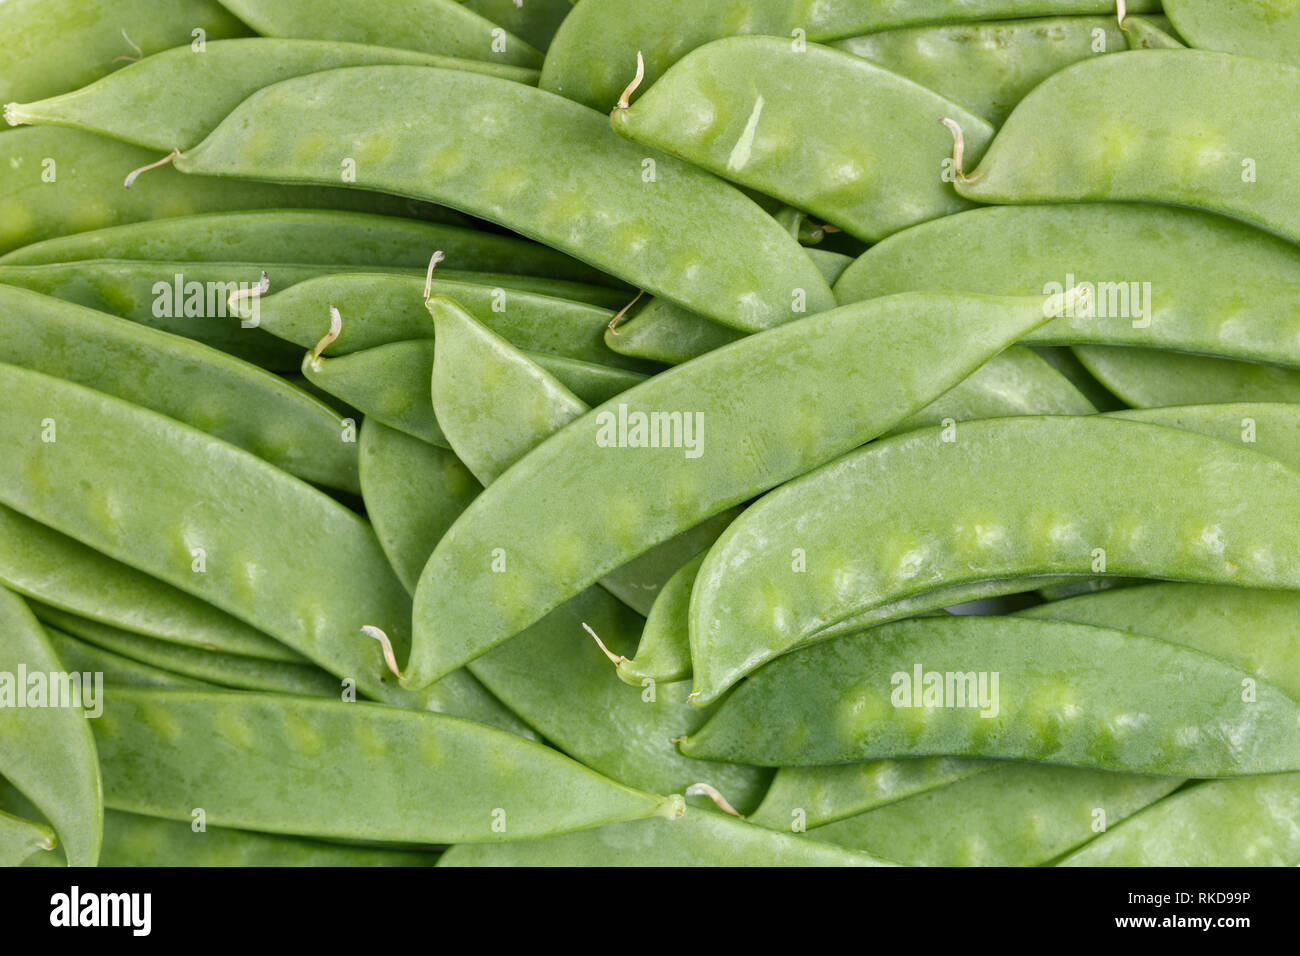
[615, 51, 646, 111]
[227, 270, 270, 309]
[123, 150, 178, 189]
[309, 306, 343, 364]
[582, 621, 628, 666]
[607, 289, 645, 334]
[112, 29, 143, 63]
[423, 250, 446, 299]
[685, 783, 744, 818]
[941, 118, 968, 183]
[1117, 0, 1128, 28]
[361, 625, 407, 680]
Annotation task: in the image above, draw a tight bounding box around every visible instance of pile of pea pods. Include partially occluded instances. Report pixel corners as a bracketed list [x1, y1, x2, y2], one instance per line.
[2, 0, 1299, 870]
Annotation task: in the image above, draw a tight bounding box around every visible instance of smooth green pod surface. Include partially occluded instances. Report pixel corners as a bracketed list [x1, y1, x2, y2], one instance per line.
[1108, 403, 1300, 473]
[407, 291, 1058, 688]
[174, 66, 834, 331]
[45, 630, 211, 691]
[1074, 347, 1300, 407]
[461, 0, 572, 51]
[611, 37, 993, 242]
[1164, 0, 1300, 66]
[0, 808, 56, 867]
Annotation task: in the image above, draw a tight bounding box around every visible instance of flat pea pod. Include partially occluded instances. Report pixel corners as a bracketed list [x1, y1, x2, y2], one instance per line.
[689, 416, 1300, 703]
[0, 285, 360, 492]
[617, 552, 704, 686]
[835, 203, 1300, 369]
[0, 127, 450, 256]
[611, 38, 994, 243]
[1119, 16, 1185, 49]
[460, 0, 572, 51]
[45, 629, 212, 691]
[93, 687, 682, 843]
[0, 586, 102, 867]
[809, 763, 1182, 867]
[1164, 0, 1300, 66]
[173, 66, 834, 332]
[0, 0, 250, 104]
[681, 615, 1300, 775]
[216, 0, 544, 67]
[0, 808, 56, 867]
[1108, 403, 1300, 473]
[1058, 775, 1300, 866]
[407, 291, 1059, 688]
[539, 0, 1160, 111]
[1032, 345, 1126, 411]
[5, 39, 539, 152]
[953, 51, 1300, 246]
[439, 806, 893, 866]
[1074, 346, 1300, 407]
[0, 504, 300, 663]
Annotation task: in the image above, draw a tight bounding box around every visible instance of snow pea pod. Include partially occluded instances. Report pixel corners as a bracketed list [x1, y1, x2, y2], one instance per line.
[0, 586, 102, 867]
[0, 0, 249, 104]
[540, 0, 1160, 111]
[1164, 0, 1300, 66]
[45, 630, 212, 691]
[0, 127, 449, 256]
[173, 66, 834, 331]
[681, 615, 1300, 775]
[0, 809, 56, 867]
[439, 806, 893, 866]
[953, 51, 1300, 246]
[461, 0, 572, 51]
[1058, 774, 1300, 866]
[6, 40, 538, 153]
[407, 291, 1060, 688]
[617, 552, 704, 686]
[216, 0, 544, 67]
[1119, 16, 1184, 49]
[1074, 346, 1300, 407]
[93, 688, 681, 842]
[0, 285, 360, 492]
[611, 38, 993, 243]
[1108, 403, 1300, 472]
[690, 416, 1300, 703]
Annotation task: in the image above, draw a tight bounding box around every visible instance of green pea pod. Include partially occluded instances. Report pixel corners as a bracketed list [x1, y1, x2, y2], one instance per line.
[1058, 775, 1300, 866]
[604, 298, 743, 365]
[461, 0, 572, 51]
[0, 586, 102, 866]
[172, 66, 834, 331]
[5, 39, 538, 152]
[439, 806, 894, 866]
[954, 51, 1300, 246]
[407, 292, 1062, 688]
[690, 416, 1300, 703]
[1120, 16, 1184, 49]
[612, 38, 993, 243]
[46, 629, 212, 691]
[540, 0, 1160, 111]
[93, 688, 682, 843]
[0, 285, 359, 492]
[0, 504, 301, 663]
[1164, 0, 1300, 65]
[616, 552, 703, 687]
[0, 128, 451, 256]
[1074, 346, 1300, 407]
[216, 0, 544, 67]
[1108, 403, 1300, 473]
[682, 616, 1300, 775]
[0, 809, 57, 867]
[836, 204, 1300, 369]
[1032, 346, 1126, 411]
[0, 0, 249, 104]
[599, 509, 739, 618]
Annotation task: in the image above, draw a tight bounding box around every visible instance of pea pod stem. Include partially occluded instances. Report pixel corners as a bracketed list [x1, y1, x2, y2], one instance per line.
[122, 149, 177, 189]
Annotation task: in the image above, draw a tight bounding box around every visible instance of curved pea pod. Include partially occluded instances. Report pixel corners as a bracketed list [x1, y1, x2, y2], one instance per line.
[407, 291, 1060, 688]
[0, 809, 56, 867]
[0, 0, 249, 104]
[5, 39, 539, 152]
[612, 38, 993, 243]
[217, 0, 544, 67]
[689, 416, 1300, 703]
[94, 688, 682, 843]
[1120, 16, 1184, 49]
[836, 203, 1300, 369]
[173, 66, 834, 332]
[439, 806, 894, 866]
[617, 552, 703, 687]
[1164, 0, 1300, 66]
[1058, 774, 1300, 866]
[682, 616, 1300, 775]
[1032, 345, 1126, 411]
[954, 51, 1300, 246]
[0, 586, 102, 866]
[45, 629, 212, 691]
[0, 128, 449, 256]
[1108, 403, 1300, 473]
[540, 0, 1160, 111]
[1074, 346, 1300, 407]
[0, 285, 360, 492]
[462, 0, 572, 51]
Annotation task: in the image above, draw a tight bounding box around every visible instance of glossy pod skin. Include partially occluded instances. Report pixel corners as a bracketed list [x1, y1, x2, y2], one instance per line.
[612, 38, 993, 242]
[93, 688, 682, 843]
[1074, 347, 1300, 407]
[0, 586, 102, 867]
[406, 292, 1058, 688]
[680, 616, 1300, 775]
[539, 0, 1160, 111]
[1164, 0, 1300, 67]
[216, 0, 544, 67]
[954, 51, 1300, 246]
[5, 39, 539, 153]
[834, 203, 1300, 369]
[1108, 403, 1300, 473]
[173, 66, 834, 332]
[690, 416, 1300, 704]
[439, 806, 893, 866]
